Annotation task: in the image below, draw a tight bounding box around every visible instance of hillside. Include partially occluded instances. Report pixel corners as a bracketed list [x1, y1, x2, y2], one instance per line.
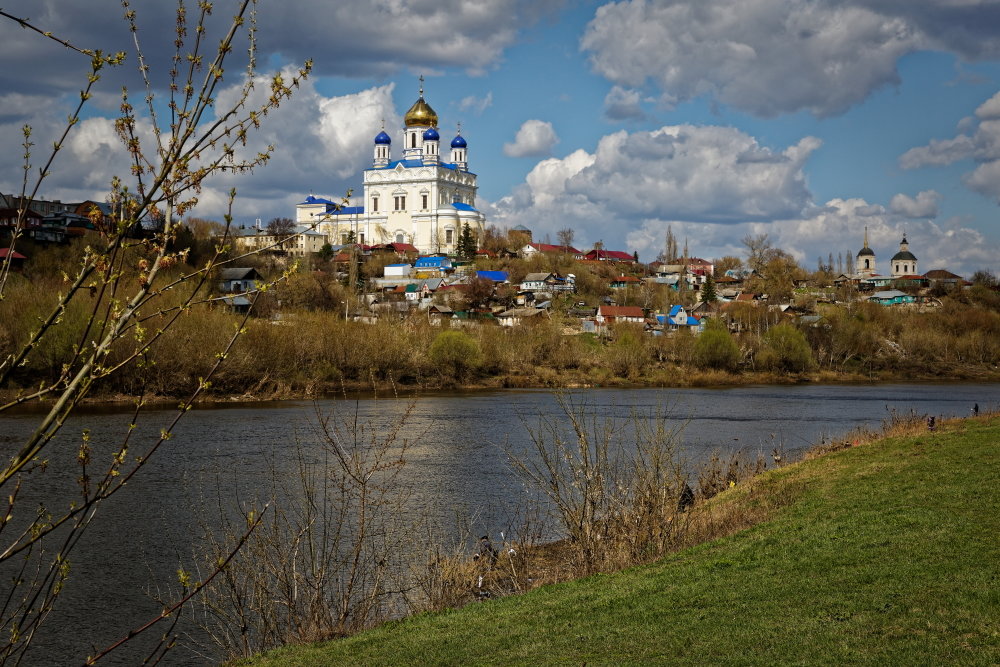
[242, 415, 1000, 665]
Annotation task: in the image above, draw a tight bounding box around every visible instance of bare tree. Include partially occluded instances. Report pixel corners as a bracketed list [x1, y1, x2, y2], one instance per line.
[0, 3, 310, 662]
[557, 227, 575, 252]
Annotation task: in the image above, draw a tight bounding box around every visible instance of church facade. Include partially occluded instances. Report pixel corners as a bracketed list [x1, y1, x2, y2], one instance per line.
[296, 84, 486, 253]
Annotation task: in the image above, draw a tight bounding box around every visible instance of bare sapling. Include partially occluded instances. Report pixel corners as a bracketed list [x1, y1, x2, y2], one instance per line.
[0, 2, 310, 662]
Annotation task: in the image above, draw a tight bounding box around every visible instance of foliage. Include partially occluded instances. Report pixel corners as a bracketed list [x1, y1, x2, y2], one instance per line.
[693, 319, 740, 370]
[757, 322, 815, 372]
[428, 330, 481, 381]
[456, 222, 476, 260]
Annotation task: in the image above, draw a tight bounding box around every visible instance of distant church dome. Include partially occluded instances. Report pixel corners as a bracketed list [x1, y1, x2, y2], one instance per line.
[404, 96, 438, 127]
[451, 134, 467, 149]
[423, 127, 440, 141]
[857, 246, 875, 257]
[891, 236, 917, 262]
[374, 130, 391, 145]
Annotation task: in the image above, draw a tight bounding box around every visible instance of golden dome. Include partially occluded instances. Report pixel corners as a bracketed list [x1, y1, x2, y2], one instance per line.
[404, 96, 438, 127]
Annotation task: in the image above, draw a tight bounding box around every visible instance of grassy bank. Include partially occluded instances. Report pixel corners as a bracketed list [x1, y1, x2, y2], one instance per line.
[243, 415, 1000, 666]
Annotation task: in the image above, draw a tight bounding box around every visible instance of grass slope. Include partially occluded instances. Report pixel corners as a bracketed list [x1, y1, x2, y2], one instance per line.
[245, 417, 1000, 666]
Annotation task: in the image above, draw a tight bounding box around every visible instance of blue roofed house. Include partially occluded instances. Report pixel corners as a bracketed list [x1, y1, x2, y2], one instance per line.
[294, 82, 486, 254]
[414, 255, 453, 277]
[476, 270, 509, 283]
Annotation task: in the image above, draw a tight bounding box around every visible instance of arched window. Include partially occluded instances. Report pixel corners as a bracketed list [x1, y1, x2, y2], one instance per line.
[371, 196, 379, 212]
[864, 259, 870, 269]
[410, 133, 417, 149]
[396, 232, 405, 244]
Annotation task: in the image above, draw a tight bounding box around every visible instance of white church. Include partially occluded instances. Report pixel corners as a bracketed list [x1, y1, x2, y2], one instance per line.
[855, 228, 919, 278]
[296, 81, 486, 253]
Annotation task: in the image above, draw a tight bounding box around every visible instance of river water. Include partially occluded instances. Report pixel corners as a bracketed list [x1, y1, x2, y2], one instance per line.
[1, 383, 997, 664]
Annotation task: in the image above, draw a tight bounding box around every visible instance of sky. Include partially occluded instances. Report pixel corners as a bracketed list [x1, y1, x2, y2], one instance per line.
[2, 0, 1000, 276]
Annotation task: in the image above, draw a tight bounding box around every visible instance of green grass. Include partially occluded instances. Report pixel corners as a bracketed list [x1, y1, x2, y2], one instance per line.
[243, 417, 1000, 666]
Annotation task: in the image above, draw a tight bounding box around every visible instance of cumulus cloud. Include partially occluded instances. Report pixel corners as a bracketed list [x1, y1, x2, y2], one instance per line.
[889, 190, 940, 218]
[490, 124, 821, 247]
[0, 75, 401, 225]
[622, 198, 997, 277]
[503, 120, 560, 157]
[900, 90, 1000, 201]
[581, 0, 1000, 118]
[603, 86, 646, 121]
[459, 92, 493, 115]
[0, 0, 564, 98]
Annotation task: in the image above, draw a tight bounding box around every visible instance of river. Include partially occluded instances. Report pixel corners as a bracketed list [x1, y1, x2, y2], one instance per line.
[1, 383, 997, 665]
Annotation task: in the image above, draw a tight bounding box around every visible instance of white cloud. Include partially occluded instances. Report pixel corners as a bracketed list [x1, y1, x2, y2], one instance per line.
[622, 198, 998, 277]
[581, 0, 1000, 118]
[503, 120, 559, 158]
[889, 190, 940, 218]
[900, 89, 1000, 201]
[490, 124, 820, 248]
[0, 76, 401, 226]
[603, 86, 646, 121]
[459, 92, 493, 115]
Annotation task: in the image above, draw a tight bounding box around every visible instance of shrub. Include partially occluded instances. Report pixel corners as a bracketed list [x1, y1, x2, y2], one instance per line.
[758, 323, 815, 372]
[429, 330, 481, 381]
[694, 320, 740, 370]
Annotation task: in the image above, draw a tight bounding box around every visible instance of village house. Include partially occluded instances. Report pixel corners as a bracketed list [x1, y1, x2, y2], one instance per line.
[520, 242, 583, 259]
[595, 305, 645, 324]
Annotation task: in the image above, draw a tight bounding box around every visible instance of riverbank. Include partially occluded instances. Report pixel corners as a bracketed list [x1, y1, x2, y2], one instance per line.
[241, 413, 1000, 666]
[5, 365, 1000, 408]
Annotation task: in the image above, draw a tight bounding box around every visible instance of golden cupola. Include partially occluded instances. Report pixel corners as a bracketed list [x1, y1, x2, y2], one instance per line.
[404, 77, 438, 127]
[404, 95, 438, 127]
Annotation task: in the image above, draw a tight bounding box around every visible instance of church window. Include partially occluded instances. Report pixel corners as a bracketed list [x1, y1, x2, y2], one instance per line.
[394, 195, 406, 211]
[395, 232, 405, 244]
[359, 232, 365, 244]
[341, 233, 349, 244]
[411, 133, 417, 149]
[422, 194, 428, 210]
[864, 259, 869, 269]
[446, 228, 454, 244]
[372, 197, 378, 212]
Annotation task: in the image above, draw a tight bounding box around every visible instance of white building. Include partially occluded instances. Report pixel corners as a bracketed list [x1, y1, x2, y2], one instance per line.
[296, 82, 486, 254]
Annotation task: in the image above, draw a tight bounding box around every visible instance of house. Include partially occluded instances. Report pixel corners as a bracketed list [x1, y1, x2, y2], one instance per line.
[521, 242, 582, 258]
[0, 247, 27, 272]
[520, 272, 554, 291]
[219, 267, 263, 293]
[476, 270, 509, 283]
[384, 263, 412, 278]
[924, 269, 963, 289]
[662, 305, 701, 330]
[610, 275, 642, 289]
[414, 255, 453, 276]
[583, 248, 636, 263]
[868, 289, 916, 306]
[497, 307, 549, 327]
[595, 305, 645, 324]
[428, 304, 455, 320]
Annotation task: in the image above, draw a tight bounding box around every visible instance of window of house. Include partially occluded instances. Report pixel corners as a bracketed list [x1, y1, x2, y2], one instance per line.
[445, 228, 454, 244]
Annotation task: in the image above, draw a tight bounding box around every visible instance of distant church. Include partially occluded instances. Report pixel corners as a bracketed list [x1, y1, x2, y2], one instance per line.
[855, 228, 918, 278]
[296, 80, 486, 253]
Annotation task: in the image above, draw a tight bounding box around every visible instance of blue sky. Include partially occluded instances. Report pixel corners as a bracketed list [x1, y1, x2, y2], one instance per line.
[2, 0, 1000, 275]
